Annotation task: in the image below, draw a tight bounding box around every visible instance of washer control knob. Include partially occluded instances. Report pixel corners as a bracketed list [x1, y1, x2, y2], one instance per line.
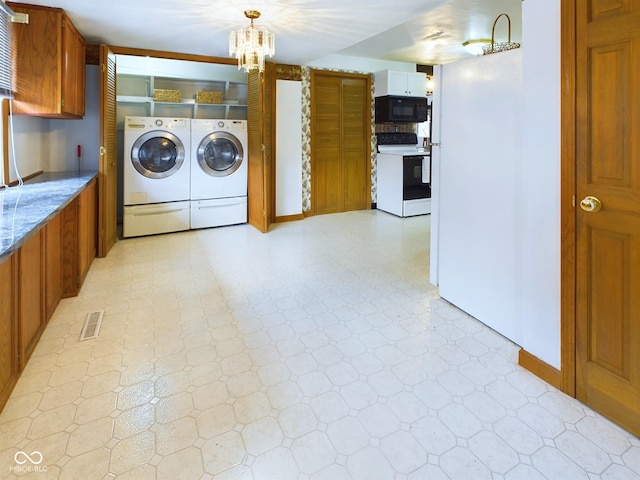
[155, 119, 163, 127]
[218, 121, 225, 128]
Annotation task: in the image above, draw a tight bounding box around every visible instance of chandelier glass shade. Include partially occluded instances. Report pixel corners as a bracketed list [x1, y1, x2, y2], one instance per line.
[462, 39, 491, 56]
[229, 10, 275, 73]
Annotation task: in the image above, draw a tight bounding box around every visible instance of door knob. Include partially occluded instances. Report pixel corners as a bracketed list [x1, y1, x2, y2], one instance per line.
[580, 195, 602, 212]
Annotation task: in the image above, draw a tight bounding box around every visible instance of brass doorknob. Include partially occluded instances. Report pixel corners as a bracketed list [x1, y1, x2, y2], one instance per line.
[580, 196, 602, 212]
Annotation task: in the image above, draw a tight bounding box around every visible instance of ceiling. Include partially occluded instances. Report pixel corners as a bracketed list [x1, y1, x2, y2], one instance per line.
[8, 0, 522, 66]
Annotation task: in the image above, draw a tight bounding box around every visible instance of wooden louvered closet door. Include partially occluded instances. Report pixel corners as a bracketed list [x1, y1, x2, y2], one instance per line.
[247, 63, 275, 232]
[311, 71, 371, 215]
[99, 45, 117, 256]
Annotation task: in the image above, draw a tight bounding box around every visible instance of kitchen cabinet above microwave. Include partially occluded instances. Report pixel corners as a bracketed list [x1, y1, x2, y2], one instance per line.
[8, 2, 86, 118]
[374, 70, 427, 97]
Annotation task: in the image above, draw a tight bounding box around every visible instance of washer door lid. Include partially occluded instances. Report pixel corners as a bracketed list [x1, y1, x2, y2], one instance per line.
[197, 131, 244, 177]
[131, 130, 186, 179]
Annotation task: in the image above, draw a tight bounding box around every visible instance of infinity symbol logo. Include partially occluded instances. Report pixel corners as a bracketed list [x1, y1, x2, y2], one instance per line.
[14, 451, 43, 465]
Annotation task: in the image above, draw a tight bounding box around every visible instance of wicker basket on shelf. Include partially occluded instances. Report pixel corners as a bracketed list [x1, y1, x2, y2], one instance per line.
[195, 91, 223, 104]
[153, 89, 181, 102]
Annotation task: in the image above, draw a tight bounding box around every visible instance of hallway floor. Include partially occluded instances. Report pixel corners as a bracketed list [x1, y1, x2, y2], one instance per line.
[1, 211, 639, 479]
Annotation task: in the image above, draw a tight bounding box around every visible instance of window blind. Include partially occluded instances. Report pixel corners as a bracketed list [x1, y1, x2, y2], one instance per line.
[0, 1, 14, 97]
[0, 8, 11, 97]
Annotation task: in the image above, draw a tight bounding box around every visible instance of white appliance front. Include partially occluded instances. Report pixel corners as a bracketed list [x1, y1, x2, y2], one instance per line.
[377, 152, 431, 217]
[123, 116, 191, 205]
[190, 197, 248, 229]
[123, 201, 190, 238]
[190, 119, 248, 228]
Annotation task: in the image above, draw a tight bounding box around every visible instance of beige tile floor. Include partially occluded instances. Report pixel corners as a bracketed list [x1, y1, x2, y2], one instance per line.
[1, 210, 639, 480]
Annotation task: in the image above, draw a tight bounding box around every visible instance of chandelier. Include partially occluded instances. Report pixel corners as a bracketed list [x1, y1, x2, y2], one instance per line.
[229, 10, 275, 73]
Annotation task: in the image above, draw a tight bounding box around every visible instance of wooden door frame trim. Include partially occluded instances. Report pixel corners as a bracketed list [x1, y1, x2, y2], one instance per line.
[560, 0, 577, 397]
[107, 46, 237, 66]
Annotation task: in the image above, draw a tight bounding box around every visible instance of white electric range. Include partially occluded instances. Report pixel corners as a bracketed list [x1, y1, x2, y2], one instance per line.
[376, 132, 431, 217]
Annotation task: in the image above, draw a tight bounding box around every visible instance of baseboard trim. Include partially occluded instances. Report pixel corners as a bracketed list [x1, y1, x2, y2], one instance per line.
[274, 213, 305, 223]
[518, 348, 563, 391]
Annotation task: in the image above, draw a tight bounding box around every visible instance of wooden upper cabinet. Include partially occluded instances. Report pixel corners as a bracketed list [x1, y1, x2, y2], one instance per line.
[8, 2, 86, 118]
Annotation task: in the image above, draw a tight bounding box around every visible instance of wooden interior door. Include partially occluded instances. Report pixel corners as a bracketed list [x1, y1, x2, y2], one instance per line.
[342, 77, 370, 212]
[312, 74, 342, 215]
[311, 71, 370, 215]
[99, 45, 117, 256]
[575, 0, 640, 437]
[247, 63, 275, 233]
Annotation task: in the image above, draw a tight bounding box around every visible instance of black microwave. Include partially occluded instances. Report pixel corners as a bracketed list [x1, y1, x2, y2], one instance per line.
[375, 95, 428, 123]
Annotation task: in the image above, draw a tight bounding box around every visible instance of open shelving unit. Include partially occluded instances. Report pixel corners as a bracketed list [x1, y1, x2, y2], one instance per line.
[117, 74, 248, 121]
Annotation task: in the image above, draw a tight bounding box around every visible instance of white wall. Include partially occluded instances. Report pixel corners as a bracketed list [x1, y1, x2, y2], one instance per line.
[49, 65, 101, 172]
[308, 54, 416, 73]
[8, 115, 47, 182]
[519, 0, 561, 368]
[116, 55, 246, 82]
[275, 80, 303, 217]
[9, 65, 100, 179]
[430, 1, 561, 369]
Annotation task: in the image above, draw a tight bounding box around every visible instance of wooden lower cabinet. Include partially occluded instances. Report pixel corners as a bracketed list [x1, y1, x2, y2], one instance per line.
[19, 230, 45, 367]
[78, 178, 97, 286]
[44, 211, 63, 321]
[63, 178, 96, 297]
[0, 178, 97, 413]
[0, 255, 18, 408]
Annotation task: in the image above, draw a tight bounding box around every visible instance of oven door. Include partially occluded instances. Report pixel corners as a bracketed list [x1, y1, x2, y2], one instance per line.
[403, 155, 431, 200]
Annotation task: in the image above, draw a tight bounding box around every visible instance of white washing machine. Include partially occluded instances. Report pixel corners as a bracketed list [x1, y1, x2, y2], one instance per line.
[123, 116, 191, 238]
[190, 119, 248, 229]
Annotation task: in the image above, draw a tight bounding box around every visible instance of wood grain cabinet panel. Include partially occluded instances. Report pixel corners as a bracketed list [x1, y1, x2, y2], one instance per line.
[44, 211, 63, 321]
[63, 179, 97, 297]
[0, 255, 18, 410]
[78, 178, 97, 285]
[8, 2, 86, 118]
[18, 230, 45, 367]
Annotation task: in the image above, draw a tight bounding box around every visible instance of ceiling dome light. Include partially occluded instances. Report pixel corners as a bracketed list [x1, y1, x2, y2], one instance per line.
[462, 39, 491, 56]
[229, 10, 275, 73]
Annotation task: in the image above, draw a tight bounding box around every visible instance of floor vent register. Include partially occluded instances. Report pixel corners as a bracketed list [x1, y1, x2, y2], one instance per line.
[79, 310, 104, 341]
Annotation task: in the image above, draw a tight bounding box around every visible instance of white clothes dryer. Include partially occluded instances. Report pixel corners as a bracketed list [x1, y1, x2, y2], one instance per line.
[123, 116, 191, 237]
[190, 119, 248, 229]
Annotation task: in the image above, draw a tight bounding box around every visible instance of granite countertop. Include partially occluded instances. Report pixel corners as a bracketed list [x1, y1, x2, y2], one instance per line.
[0, 171, 98, 261]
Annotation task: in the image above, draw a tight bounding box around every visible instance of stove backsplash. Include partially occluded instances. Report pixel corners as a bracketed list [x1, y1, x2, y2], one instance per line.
[374, 123, 416, 134]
